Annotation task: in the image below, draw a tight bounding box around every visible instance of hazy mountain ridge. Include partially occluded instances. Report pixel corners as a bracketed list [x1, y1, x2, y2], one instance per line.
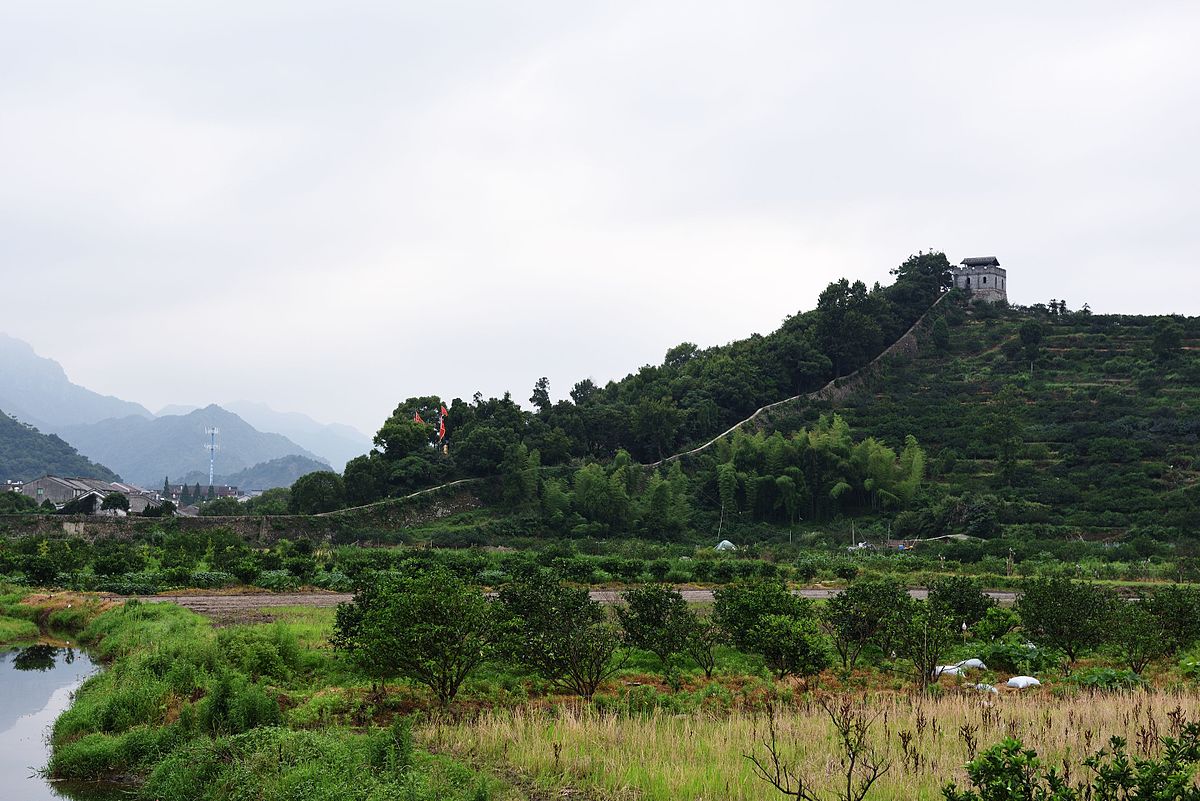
[0, 334, 364, 487]
[0, 334, 153, 431]
[58, 405, 329, 488]
[221, 401, 370, 471]
[174, 454, 332, 491]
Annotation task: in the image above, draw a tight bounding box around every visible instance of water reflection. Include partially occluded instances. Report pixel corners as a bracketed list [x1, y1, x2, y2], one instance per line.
[0, 645, 119, 801]
[13, 644, 71, 672]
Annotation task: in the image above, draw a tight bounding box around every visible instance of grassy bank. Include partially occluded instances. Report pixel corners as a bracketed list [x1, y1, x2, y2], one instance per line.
[0, 584, 113, 644]
[47, 600, 511, 800]
[0, 613, 38, 643]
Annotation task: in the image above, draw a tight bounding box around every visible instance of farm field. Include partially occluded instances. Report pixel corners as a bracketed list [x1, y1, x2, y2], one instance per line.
[2, 545, 1199, 801]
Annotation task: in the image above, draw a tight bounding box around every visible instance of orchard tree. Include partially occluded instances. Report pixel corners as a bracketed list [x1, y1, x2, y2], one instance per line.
[748, 614, 831, 682]
[715, 578, 829, 681]
[684, 614, 721, 680]
[927, 575, 996, 631]
[1019, 319, 1044, 368]
[893, 599, 957, 690]
[1109, 601, 1168, 675]
[1016, 577, 1116, 665]
[713, 578, 809, 651]
[1151, 316, 1184, 361]
[823, 578, 910, 670]
[331, 566, 493, 706]
[1146, 586, 1200, 654]
[498, 568, 626, 700]
[616, 584, 694, 684]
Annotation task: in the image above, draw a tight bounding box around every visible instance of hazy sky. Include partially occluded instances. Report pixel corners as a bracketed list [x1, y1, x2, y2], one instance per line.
[3, 2, 1198, 435]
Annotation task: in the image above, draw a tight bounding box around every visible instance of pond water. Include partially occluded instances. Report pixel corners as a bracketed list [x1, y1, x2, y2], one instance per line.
[0, 645, 118, 801]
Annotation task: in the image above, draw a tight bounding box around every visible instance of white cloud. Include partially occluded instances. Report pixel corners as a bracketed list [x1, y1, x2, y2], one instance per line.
[1, 1, 1198, 433]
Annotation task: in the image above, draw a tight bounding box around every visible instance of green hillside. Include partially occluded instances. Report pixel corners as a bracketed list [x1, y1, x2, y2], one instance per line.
[281, 252, 1195, 564]
[329, 289, 1200, 567]
[176, 454, 332, 491]
[0, 410, 120, 483]
[834, 302, 1200, 542]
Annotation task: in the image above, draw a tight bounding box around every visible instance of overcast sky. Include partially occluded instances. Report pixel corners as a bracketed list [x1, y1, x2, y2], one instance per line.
[2, 2, 1198, 435]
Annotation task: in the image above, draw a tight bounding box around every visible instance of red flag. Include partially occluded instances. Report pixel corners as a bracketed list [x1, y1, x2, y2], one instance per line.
[440, 405, 449, 417]
[438, 417, 446, 440]
[413, 412, 424, 424]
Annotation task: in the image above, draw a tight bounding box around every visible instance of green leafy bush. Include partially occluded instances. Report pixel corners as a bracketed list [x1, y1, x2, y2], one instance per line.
[1066, 667, 1146, 692]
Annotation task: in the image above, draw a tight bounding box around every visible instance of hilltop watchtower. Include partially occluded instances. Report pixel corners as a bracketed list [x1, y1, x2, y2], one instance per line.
[952, 256, 1007, 303]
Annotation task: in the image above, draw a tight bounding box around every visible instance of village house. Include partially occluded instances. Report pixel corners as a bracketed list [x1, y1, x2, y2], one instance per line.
[20, 475, 162, 514]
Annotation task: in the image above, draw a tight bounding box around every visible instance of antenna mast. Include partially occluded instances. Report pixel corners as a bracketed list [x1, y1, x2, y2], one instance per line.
[204, 428, 220, 488]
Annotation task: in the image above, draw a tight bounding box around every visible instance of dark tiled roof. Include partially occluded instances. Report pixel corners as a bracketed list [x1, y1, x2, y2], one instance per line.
[960, 257, 1000, 267]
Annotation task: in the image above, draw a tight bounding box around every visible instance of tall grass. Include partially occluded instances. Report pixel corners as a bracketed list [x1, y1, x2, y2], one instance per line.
[434, 689, 1200, 801]
[48, 600, 509, 800]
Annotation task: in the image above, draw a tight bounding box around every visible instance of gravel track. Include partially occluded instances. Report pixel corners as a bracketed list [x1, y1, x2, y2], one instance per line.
[131, 587, 1020, 617]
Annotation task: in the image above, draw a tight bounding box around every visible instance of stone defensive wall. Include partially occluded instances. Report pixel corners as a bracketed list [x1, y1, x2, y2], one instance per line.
[0, 483, 482, 545]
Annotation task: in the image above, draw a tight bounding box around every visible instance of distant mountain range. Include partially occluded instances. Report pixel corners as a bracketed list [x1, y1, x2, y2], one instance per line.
[174, 454, 334, 491]
[58, 405, 329, 489]
[0, 410, 120, 483]
[0, 334, 361, 488]
[0, 334, 152, 430]
[157, 401, 371, 471]
[222, 401, 370, 472]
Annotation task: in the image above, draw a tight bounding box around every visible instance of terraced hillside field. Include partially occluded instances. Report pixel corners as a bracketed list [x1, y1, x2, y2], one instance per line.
[833, 306, 1200, 543]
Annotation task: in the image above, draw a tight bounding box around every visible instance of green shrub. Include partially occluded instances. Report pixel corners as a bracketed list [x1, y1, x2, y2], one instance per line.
[1179, 649, 1200, 681]
[197, 669, 281, 736]
[1067, 666, 1146, 692]
[976, 636, 1062, 674]
[256, 569, 300, 591]
[216, 624, 300, 682]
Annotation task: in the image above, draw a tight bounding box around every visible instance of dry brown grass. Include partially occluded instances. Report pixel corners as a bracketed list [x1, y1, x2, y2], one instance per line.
[430, 689, 1200, 801]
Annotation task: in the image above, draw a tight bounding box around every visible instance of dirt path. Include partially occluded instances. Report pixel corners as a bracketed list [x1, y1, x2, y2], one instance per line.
[128, 587, 1020, 617]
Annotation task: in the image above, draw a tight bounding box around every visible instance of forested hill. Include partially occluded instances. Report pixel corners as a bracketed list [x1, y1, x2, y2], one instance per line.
[340, 253, 950, 506]
[828, 302, 1200, 543]
[176, 455, 333, 491]
[330, 268, 1200, 551]
[0, 411, 120, 483]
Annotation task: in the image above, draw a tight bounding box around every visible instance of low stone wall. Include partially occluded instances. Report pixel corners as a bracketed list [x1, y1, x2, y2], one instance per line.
[0, 484, 483, 545]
